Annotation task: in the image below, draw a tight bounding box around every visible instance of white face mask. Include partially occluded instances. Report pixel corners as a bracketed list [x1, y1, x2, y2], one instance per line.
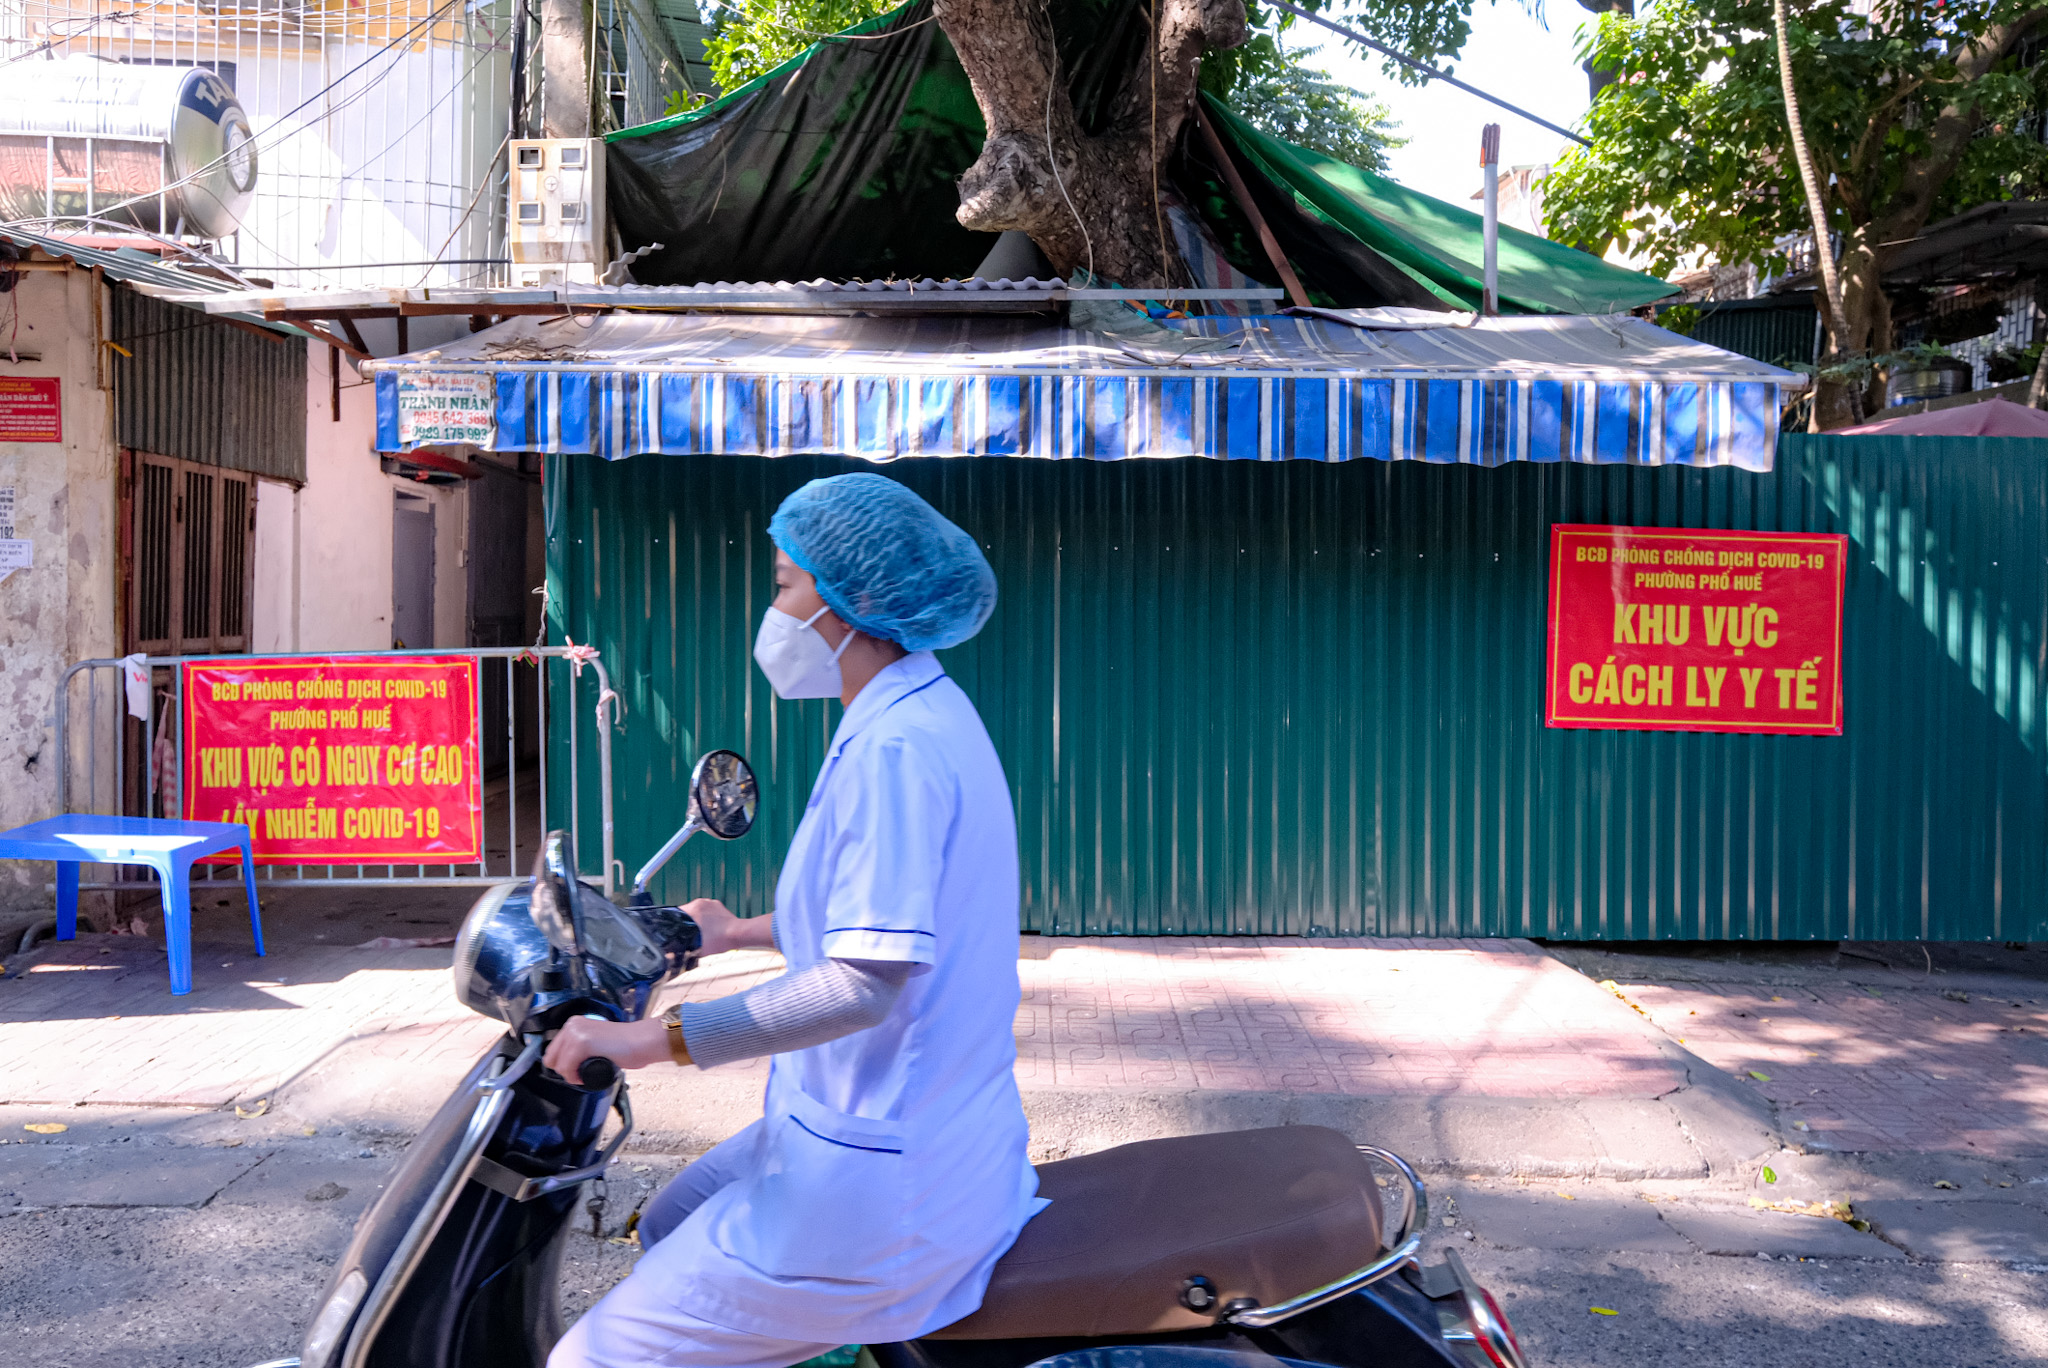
[753, 605, 856, 700]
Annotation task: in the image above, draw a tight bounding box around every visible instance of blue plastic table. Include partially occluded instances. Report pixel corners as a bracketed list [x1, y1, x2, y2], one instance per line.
[0, 816, 264, 996]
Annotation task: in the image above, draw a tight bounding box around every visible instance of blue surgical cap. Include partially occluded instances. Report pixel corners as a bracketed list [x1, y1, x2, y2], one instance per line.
[769, 474, 997, 652]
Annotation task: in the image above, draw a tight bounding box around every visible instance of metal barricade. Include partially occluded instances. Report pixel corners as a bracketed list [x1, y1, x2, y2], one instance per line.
[54, 647, 619, 895]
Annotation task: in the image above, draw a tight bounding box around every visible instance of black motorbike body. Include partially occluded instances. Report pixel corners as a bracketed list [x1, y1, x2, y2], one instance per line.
[297, 832, 685, 1368]
[319, 1039, 614, 1368]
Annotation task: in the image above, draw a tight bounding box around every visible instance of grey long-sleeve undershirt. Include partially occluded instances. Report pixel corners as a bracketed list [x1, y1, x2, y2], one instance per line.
[677, 956, 914, 1069]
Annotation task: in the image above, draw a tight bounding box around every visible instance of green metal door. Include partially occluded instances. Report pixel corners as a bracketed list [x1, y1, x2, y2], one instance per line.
[546, 436, 2048, 942]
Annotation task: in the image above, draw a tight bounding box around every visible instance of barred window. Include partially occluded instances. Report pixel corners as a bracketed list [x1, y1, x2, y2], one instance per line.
[127, 450, 253, 655]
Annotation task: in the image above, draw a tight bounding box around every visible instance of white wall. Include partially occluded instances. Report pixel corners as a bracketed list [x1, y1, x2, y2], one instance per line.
[248, 341, 470, 654]
[250, 475, 298, 652]
[432, 473, 470, 649]
[0, 269, 120, 915]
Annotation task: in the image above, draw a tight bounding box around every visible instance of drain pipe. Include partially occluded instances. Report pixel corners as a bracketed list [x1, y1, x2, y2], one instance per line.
[1480, 124, 1500, 317]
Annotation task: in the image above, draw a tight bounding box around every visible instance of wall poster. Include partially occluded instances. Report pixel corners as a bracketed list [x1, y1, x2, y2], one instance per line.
[1546, 524, 1847, 735]
[181, 655, 482, 863]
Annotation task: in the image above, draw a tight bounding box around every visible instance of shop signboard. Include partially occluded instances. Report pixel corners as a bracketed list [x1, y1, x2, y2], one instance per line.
[1546, 524, 1847, 735]
[181, 655, 482, 863]
[395, 371, 495, 447]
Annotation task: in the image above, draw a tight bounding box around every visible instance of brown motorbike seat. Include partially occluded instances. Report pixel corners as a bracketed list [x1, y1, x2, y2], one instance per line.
[927, 1125, 1385, 1340]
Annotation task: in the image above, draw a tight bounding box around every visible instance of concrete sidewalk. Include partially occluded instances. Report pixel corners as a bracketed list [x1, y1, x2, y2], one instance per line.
[6, 910, 2047, 1368]
[0, 927, 1773, 1178]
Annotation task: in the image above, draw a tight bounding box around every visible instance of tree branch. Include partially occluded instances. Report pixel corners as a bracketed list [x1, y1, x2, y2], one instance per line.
[1875, 11, 2048, 242]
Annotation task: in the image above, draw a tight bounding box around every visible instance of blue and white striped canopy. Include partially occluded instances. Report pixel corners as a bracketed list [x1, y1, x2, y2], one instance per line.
[368, 311, 1794, 471]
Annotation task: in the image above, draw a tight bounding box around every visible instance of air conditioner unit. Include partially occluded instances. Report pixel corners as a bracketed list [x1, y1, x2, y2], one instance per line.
[508, 139, 606, 287]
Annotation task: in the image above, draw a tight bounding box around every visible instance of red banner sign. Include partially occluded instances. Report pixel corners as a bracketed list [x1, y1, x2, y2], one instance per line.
[0, 377, 60, 442]
[1546, 525, 1847, 735]
[182, 655, 482, 864]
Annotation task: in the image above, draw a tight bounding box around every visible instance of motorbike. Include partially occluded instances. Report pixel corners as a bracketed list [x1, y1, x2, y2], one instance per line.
[258, 748, 1528, 1368]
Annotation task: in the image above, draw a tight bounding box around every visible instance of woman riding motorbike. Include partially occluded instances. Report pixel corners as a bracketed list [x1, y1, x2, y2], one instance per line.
[541, 473, 1038, 1368]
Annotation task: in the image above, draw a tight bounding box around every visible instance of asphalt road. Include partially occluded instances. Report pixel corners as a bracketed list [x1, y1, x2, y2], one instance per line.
[3, 1129, 2043, 1368]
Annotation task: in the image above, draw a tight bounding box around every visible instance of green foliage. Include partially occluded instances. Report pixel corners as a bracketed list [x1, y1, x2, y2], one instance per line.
[700, 0, 901, 92]
[1200, 2, 1405, 171]
[1543, 0, 2048, 277]
[1988, 339, 2045, 384]
[1656, 302, 1702, 337]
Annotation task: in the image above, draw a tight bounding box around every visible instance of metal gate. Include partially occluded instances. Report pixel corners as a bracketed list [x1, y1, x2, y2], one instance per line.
[55, 646, 620, 894]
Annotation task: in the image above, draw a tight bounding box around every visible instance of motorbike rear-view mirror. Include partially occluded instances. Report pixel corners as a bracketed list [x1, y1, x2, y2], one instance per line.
[689, 749, 758, 841]
[530, 830, 583, 957]
[631, 749, 759, 897]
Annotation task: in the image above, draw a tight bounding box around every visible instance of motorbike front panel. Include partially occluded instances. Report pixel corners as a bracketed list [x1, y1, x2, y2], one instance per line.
[365, 1063, 615, 1368]
[303, 1035, 618, 1368]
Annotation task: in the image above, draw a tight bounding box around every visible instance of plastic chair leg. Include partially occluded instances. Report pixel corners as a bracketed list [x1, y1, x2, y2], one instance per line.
[238, 840, 265, 957]
[55, 862, 79, 940]
[158, 859, 194, 996]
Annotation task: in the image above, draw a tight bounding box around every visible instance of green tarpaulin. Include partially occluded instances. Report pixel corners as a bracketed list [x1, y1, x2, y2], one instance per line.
[606, 0, 1672, 313]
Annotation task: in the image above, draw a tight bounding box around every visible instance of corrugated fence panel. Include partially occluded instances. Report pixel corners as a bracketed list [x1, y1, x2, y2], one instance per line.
[1680, 300, 1820, 371]
[113, 288, 307, 482]
[546, 435, 2048, 941]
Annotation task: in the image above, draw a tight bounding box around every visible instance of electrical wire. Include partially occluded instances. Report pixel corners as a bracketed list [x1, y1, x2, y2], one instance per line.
[1040, 2, 1093, 284]
[0, 4, 181, 71]
[53, 0, 474, 229]
[415, 132, 512, 287]
[7, 2, 513, 291]
[1149, 0, 1164, 283]
[1265, 0, 1592, 148]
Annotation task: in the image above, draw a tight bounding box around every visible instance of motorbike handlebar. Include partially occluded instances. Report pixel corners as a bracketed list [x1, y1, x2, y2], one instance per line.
[577, 1056, 619, 1092]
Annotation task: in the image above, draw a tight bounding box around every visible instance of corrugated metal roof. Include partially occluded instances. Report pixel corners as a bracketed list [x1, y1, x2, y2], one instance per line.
[364, 308, 1799, 381]
[0, 227, 307, 338]
[146, 277, 1285, 317]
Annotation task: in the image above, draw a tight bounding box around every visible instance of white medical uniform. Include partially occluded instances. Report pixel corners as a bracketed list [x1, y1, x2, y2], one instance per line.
[553, 651, 1040, 1368]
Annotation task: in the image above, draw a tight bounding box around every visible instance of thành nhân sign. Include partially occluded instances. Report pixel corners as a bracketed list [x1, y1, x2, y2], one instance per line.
[182, 655, 482, 863]
[1546, 525, 1847, 735]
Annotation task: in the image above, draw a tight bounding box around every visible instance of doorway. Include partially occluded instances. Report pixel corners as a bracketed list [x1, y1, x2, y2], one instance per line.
[392, 491, 435, 649]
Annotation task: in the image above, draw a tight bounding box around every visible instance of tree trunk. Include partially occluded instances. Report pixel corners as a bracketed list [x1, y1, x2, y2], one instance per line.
[1812, 231, 1889, 429]
[933, 0, 1248, 285]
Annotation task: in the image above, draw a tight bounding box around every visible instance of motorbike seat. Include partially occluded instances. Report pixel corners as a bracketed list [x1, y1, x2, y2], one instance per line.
[927, 1125, 1385, 1340]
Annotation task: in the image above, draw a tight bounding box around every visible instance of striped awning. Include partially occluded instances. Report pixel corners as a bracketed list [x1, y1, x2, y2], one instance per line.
[367, 311, 1795, 470]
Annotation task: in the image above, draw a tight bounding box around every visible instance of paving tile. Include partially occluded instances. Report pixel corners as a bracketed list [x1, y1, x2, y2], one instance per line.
[1655, 1203, 1906, 1259]
[0, 1142, 265, 1208]
[1453, 1188, 1693, 1252]
[1622, 978, 2048, 1156]
[212, 1147, 392, 1220]
[1859, 1199, 2048, 1263]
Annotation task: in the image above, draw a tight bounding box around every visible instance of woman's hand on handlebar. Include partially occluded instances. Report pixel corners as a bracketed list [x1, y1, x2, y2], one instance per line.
[685, 900, 776, 956]
[544, 1015, 669, 1078]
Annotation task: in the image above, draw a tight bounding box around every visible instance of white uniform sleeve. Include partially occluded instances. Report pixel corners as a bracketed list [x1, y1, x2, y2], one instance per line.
[817, 733, 948, 969]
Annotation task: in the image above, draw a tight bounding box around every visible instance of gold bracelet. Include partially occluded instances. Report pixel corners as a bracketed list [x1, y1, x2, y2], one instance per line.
[660, 1005, 692, 1066]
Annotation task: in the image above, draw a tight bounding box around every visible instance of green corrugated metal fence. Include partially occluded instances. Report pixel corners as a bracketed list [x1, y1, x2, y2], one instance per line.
[546, 436, 2048, 942]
